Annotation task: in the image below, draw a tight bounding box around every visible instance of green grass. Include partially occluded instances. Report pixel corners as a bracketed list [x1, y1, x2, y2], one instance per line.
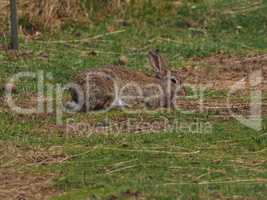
[1, 0, 267, 199]
[51, 119, 267, 200]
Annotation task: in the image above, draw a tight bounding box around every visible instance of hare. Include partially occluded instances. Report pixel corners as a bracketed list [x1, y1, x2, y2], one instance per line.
[70, 50, 186, 112]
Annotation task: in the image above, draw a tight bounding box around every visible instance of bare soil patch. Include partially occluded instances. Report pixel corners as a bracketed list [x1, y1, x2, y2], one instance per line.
[182, 54, 267, 91]
[177, 53, 267, 117]
[0, 142, 67, 200]
[0, 170, 58, 200]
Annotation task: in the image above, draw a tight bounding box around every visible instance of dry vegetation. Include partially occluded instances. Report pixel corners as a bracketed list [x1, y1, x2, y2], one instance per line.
[0, 142, 67, 200]
[0, 0, 89, 31]
[0, 0, 177, 32]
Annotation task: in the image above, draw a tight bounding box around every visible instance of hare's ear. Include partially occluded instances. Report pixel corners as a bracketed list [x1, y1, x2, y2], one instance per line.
[148, 49, 168, 78]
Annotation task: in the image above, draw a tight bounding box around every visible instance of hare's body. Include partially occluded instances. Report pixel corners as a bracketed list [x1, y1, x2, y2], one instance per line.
[75, 65, 160, 85]
[71, 50, 186, 112]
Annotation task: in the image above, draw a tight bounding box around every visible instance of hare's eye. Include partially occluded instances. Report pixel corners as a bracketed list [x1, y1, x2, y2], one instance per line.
[171, 77, 177, 84]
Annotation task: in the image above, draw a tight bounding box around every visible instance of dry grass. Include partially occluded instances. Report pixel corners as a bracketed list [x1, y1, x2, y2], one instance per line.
[0, 0, 178, 32]
[0, 142, 66, 200]
[0, 0, 89, 31]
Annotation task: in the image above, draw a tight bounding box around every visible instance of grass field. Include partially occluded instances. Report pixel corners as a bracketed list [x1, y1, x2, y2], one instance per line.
[0, 0, 267, 199]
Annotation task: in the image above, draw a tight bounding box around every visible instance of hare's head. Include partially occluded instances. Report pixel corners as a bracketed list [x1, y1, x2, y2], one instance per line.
[148, 49, 186, 96]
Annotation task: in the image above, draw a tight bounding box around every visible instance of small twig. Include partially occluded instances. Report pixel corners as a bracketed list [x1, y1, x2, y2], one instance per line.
[199, 179, 267, 185]
[161, 178, 267, 186]
[36, 29, 126, 44]
[223, 1, 263, 13]
[252, 148, 267, 154]
[112, 159, 138, 167]
[17, 156, 70, 170]
[195, 172, 210, 181]
[106, 165, 137, 175]
[101, 147, 200, 156]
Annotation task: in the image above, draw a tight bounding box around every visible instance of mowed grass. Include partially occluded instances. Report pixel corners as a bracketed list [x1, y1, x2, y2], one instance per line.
[0, 0, 267, 199]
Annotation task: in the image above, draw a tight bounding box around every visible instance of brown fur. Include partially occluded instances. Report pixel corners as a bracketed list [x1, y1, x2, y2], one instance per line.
[71, 50, 186, 111]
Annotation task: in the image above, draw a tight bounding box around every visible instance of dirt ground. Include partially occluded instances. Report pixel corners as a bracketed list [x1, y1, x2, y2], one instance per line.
[0, 170, 58, 200]
[182, 54, 267, 90]
[0, 142, 67, 200]
[178, 54, 267, 115]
